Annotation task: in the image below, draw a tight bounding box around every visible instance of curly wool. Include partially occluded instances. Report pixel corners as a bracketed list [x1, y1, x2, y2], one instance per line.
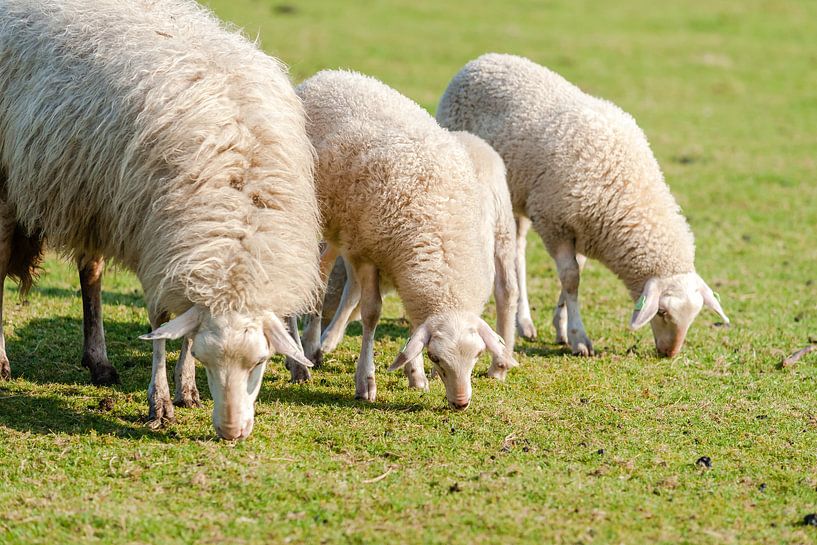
[437, 53, 696, 297]
[296, 70, 494, 324]
[0, 0, 320, 317]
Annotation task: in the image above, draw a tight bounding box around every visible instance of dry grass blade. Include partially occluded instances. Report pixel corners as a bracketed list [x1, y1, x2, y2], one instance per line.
[362, 466, 395, 484]
[782, 345, 817, 368]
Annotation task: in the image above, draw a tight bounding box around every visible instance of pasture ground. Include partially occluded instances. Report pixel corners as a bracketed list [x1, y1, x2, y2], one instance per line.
[1, 1, 816, 543]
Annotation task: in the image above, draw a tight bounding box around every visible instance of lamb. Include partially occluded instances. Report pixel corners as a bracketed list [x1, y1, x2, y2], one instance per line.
[436, 53, 729, 357]
[0, 0, 320, 440]
[311, 130, 520, 381]
[294, 70, 516, 409]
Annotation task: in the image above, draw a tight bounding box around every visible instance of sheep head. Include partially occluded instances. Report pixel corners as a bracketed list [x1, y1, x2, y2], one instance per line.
[630, 273, 729, 357]
[140, 307, 311, 440]
[389, 311, 517, 410]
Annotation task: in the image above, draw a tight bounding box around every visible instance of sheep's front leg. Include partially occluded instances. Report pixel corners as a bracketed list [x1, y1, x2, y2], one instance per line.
[515, 216, 537, 340]
[146, 310, 175, 428]
[404, 328, 428, 391]
[78, 256, 120, 385]
[173, 336, 201, 407]
[354, 263, 381, 402]
[285, 315, 311, 383]
[320, 258, 361, 354]
[552, 254, 586, 345]
[302, 245, 339, 365]
[554, 244, 593, 356]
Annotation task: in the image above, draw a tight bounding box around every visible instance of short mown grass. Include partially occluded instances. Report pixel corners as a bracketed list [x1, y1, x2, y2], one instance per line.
[2, 0, 817, 543]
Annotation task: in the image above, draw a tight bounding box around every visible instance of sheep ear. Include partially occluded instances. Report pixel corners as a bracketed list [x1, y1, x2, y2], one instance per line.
[630, 280, 661, 330]
[265, 313, 313, 368]
[389, 323, 430, 371]
[697, 275, 730, 324]
[140, 307, 201, 341]
[477, 319, 517, 369]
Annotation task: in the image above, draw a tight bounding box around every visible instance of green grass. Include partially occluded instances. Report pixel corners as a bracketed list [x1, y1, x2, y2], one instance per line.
[2, 0, 817, 543]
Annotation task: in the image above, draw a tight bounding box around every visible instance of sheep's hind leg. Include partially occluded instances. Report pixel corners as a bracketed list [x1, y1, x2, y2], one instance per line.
[552, 254, 586, 345]
[173, 336, 201, 407]
[146, 310, 175, 428]
[78, 256, 120, 385]
[0, 213, 12, 380]
[554, 244, 593, 357]
[515, 216, 537, 340]
[354, 263, 380, 402]
[285, 315, 311, 383]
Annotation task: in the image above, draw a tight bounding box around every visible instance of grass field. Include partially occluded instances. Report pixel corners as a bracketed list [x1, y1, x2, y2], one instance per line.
[2, 0, 817, 543]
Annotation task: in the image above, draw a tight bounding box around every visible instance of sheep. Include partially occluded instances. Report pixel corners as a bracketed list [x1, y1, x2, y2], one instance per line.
[312, 130, 520, 381]
[0, 0, 320, 440]
[436, 53, 729, 357]
[294, 70, 516, 409]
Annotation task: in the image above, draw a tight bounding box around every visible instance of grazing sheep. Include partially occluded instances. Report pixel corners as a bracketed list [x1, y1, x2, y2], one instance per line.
[0, 0, 320, 439]
[437, 53, 729, 357]
[315, 131, 520, 381]
[295, 70, 516, 409]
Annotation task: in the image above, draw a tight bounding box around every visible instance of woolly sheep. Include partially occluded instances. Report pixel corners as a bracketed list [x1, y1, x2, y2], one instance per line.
[294, 70, 516, 409]
[437, 53, 729, 357]
[315, 130, 520, 380]
[0, 0, 320, 440]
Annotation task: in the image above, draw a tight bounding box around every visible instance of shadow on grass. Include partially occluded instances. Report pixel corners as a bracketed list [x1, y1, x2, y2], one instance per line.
[258, 378, 433, 413]
[31, 286, 146, 308]
[327, 316, 411, 343]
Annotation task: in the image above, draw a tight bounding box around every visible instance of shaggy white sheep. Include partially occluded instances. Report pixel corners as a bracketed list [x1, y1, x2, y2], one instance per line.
[437, 53, 729, 357]
[295, 70, 516, 409]
[314, 131, 520, 380]
[0, 0, 320, 440]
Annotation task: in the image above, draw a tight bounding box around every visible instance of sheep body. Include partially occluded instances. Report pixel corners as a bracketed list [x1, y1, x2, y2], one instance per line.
[437, 54, 728, 356]
[0, 0, 320, 437]
[296, 70, 514, 406]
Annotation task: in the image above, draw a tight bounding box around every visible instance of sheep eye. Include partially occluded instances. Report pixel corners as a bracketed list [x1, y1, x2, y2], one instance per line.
[254, 358, 267, 368]
[428, 353, 440, 364]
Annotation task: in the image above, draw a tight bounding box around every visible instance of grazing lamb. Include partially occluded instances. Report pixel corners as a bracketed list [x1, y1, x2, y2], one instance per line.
[437, 53, 729, 357]
[0, 0, 320, 440]
[312, 130, 519, 380]
[295, 70, 516, 409]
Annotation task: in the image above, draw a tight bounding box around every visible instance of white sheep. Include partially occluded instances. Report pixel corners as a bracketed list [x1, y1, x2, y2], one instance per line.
[437, 53, 729, 357]
[314, 130, 520, 380]
[294, 70, 516, 409]
[0, 0, 320, 440]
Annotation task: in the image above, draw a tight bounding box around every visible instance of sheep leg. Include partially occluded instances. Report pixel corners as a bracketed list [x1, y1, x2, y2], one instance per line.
[554, 245, 593, 356]
[146, 310, 175, 428]
[173, 336, 201, 407]
[284, 315, 311, 383]
[515, 216, 537, 339]
[354, 263, 380, 402]
[488, 250, 520, 380]
[320, 258, 361, 354]
[552, 254, 586, 345]
[77, 256, 120, 385]
[302, 244, 339, 365]
[0, 212, 12, 381]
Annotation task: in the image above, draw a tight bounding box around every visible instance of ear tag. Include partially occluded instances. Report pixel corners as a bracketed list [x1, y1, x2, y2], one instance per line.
[634, 295, 646, 311]
[713, 291, 721, 303]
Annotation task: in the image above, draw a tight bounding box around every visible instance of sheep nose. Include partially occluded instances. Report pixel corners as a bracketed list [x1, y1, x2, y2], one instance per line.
[450, 400, 470, 411]
[215, 421, 252, 441]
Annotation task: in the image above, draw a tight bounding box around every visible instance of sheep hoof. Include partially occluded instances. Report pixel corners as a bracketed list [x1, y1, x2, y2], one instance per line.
[407, 373, 429, 392]
[147, 391, 175, 428]
[305, 349, 323, 367]
[555, 333, 568, 345]
[287, 359, 312, 383]
[173, 385, 202, 408]
[517, 319, 538, 340]
[355, 375, 377, 402]
[571, 341, 594, 357]
[486, 364, 508, 381]
[87, 359, 120, 386]
[0, 356, 10, 380]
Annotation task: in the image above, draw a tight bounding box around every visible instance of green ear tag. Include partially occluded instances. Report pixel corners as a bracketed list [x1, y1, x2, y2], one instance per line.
[634, 295, 646, 311]
[713, 291, 721, 303]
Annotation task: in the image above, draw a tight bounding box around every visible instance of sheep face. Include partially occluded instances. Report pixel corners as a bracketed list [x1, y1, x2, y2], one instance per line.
[141, 307, 312, 440]
[630, 273, 729, 357]
[390, 311, 516, 410]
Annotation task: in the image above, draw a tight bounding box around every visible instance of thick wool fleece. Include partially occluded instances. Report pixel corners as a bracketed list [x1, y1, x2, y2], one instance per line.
[296, 70, 494, 325]
[437, 53, 696, 297]
[0, 0, 320, 317]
